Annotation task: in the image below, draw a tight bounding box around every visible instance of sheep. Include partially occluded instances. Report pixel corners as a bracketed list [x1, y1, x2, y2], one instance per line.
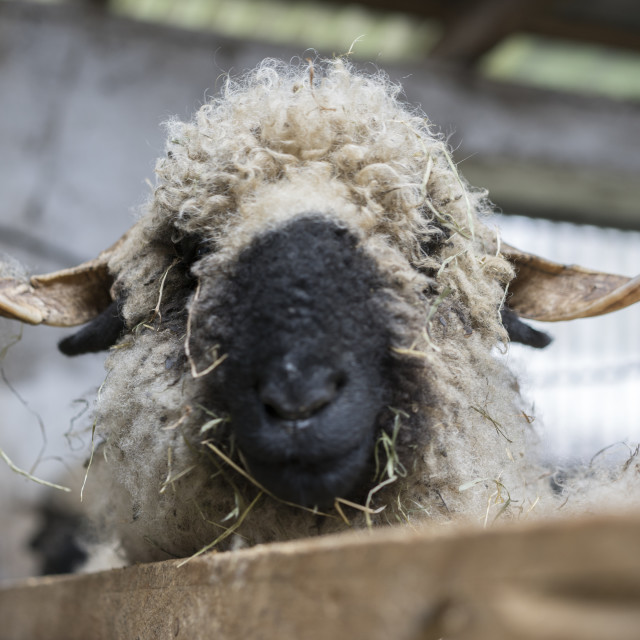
[2, 58, 639, 564]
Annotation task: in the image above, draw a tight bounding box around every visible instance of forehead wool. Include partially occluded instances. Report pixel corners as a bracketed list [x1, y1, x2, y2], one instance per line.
[112, 58, 511, 340]
[156, 58, 481, 255]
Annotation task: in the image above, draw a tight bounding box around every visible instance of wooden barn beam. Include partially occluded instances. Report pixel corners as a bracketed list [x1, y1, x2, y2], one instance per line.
[461, 158, 640, 229]
[428, 0, 551, 66]
[1, 515, 640, 640]
[319, 0, 640, 56]
[525, 16, 640, 54]
[1, 1, 638, 230]
[319, 0, 448, 18]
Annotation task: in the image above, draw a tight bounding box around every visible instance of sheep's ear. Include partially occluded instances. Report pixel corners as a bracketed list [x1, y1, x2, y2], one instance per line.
[0, 228, 133, 328]
[58, 300, 125, 355]
[503, 243, 640, 322]
[0, 259, 114, 327]
[500, 307, 552, 348]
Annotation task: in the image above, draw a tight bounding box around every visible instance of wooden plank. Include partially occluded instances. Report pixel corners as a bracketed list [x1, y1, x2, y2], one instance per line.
[310, 0, 640, 54]
[1, 515, 640, 640]
[526, 15, 640, 54]
[428, 0, 547, 66]
[397, 64, 640, 226]
[461, 158, 640, 229]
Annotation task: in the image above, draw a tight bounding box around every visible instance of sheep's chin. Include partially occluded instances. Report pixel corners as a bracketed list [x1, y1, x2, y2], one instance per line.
[241, 441, 372, 508]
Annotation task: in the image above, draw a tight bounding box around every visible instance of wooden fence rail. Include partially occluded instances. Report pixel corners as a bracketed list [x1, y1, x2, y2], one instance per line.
[1, 514, 639, 639]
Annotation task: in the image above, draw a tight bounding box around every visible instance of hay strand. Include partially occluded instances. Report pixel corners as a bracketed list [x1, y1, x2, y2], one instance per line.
[0, 446, 70, 492]
[204, 441, 335, 518]
[177, 491, 263, 566]
[80, 419, 97, 502]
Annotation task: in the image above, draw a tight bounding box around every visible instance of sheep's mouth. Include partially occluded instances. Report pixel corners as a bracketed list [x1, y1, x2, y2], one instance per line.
[241, 442, 371, 508]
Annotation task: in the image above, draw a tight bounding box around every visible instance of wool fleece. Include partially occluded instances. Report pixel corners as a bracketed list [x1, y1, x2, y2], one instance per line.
[78, 58, 588, 563]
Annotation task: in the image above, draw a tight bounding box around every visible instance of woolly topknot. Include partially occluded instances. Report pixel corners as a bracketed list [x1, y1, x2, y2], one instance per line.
[116, 58, 511, 340]
[157, 58, 483, 255]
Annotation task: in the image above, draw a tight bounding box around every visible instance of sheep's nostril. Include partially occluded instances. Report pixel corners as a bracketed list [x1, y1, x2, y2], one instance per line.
[262, 395, 330, 421]
[259, 370, 342, 422]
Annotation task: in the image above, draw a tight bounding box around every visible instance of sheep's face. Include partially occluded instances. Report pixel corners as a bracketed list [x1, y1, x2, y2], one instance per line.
[188, 216, 395, 507]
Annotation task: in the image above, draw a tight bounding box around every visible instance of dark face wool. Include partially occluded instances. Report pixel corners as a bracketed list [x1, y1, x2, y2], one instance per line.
[190, 217, 394, 506]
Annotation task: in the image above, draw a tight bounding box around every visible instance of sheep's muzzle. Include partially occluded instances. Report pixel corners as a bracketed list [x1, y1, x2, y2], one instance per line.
[190, 216, 394, 508]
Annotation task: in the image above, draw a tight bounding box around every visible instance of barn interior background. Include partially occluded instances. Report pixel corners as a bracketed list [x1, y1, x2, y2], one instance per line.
[0, 0, 639, 581]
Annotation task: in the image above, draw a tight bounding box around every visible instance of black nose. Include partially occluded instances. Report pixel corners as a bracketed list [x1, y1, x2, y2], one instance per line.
[258, 360, 343, 422]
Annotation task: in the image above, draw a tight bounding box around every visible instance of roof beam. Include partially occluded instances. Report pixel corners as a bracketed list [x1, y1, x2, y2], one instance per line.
[320, 0, 640, 57]
[429, 0, 550, 66]
[524, 15, 640, 53]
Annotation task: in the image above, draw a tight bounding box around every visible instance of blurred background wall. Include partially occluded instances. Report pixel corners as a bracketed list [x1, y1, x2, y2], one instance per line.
[0, 0, 639, 580]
